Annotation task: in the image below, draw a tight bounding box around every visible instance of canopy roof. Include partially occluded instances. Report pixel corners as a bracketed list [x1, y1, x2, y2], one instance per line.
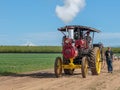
[58, 25, 101, 33]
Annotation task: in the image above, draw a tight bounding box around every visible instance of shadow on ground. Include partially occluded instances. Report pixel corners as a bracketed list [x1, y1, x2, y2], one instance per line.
[0, 71, 83, 78]
[0, 71, 55, 78]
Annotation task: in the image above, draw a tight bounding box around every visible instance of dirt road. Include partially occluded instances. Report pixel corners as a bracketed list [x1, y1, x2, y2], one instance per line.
[0, 60, 120, 90]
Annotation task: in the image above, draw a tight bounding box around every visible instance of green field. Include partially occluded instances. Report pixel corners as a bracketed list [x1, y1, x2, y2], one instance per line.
[0, 53, 61, 75]
[0, 48, 119, 76]
[115, 53, 120, 56]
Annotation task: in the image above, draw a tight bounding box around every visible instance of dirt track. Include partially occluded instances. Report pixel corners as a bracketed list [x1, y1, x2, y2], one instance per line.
[0, 60, 120, 90]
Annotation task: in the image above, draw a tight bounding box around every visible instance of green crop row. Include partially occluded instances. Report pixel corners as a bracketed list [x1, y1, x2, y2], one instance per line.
[104, 47, 120, 53]
[0, 46, 62, 53]
[111, 48, 120, 53]
[0, 46, 119, 53]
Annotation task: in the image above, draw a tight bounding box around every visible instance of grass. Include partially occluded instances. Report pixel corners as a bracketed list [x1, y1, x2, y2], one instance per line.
[0, 53, 61, 75]
[115, 53, 120, 56]
[0, 52, 119, 76]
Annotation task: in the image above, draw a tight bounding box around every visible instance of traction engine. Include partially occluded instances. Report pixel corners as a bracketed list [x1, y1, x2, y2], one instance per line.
[54, 25, 104, 78]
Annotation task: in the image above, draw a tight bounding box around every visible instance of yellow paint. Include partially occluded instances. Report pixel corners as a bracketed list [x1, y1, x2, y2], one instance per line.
[62, 58, 81, 69]
[96, 49, 101, 74]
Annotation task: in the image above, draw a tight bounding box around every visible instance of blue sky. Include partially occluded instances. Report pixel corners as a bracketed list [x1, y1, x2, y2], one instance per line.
[0, 0, 120, 46]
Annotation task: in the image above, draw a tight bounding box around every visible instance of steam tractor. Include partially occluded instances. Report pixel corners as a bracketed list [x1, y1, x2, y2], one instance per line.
[54, 25, 104, 78]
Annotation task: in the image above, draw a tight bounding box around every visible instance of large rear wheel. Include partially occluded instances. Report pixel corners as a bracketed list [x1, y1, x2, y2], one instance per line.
[89, 47, 101, 75]
[81, 56, 88, 78]
[54, 57, 62, 77]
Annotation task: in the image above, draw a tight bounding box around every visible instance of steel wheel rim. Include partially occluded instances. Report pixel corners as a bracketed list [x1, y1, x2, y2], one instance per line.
[96, 49, 101, 74]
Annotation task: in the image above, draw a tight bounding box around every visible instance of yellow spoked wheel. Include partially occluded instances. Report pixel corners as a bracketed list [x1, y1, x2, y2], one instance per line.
[90, 47, 102, 75]
[54, 57, 62, 78]
[81, 56, 88, 78]
[95, 48, 101, 74]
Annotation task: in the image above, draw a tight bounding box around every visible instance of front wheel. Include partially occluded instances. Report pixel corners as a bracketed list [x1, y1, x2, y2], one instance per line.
[54, 57, 62, 78]
[81, 56, 88, 78]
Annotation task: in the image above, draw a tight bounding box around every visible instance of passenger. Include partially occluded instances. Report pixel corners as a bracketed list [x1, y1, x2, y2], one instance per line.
[85, 31, 92, 48]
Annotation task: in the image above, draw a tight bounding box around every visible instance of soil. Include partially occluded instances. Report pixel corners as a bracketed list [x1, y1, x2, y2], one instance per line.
[0, 60, 120, 90]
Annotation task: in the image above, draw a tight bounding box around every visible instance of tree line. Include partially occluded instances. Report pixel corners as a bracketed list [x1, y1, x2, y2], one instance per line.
[0, 46, 62, 53]
[0, 46, 119, 53]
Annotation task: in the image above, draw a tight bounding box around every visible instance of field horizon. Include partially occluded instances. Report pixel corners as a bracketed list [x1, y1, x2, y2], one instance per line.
[0, 46, 119, 53]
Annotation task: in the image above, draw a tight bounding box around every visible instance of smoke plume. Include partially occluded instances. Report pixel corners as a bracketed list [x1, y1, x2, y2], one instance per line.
[56, 0, 86, 24]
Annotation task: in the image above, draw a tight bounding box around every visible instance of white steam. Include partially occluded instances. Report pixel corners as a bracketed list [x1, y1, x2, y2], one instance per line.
[56, 0, 86, 24]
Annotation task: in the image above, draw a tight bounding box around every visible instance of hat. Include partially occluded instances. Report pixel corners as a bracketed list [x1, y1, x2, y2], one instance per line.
[86, 31, 90, 34]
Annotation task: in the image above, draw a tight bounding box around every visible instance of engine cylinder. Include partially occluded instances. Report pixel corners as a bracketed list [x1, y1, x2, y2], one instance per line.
[63, 45, 78, 59]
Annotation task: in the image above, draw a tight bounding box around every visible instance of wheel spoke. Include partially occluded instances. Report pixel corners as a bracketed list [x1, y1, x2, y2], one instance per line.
[54, 57, 62, 78]
[81, 56, 88, 78]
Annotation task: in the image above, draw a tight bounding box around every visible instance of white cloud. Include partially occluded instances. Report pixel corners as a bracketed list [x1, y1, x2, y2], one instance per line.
[0, 32, 63, 46]
[94, 32, 120, 47]
[24, 32, 120, 47]
[0, 32, 119, 47]
[22, 31, 63, 46]
[22, 41, 36, 46]
[56, 0, 86, 23]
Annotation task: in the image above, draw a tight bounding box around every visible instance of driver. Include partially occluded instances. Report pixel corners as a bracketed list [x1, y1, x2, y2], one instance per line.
[85, 31, 92, 48]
